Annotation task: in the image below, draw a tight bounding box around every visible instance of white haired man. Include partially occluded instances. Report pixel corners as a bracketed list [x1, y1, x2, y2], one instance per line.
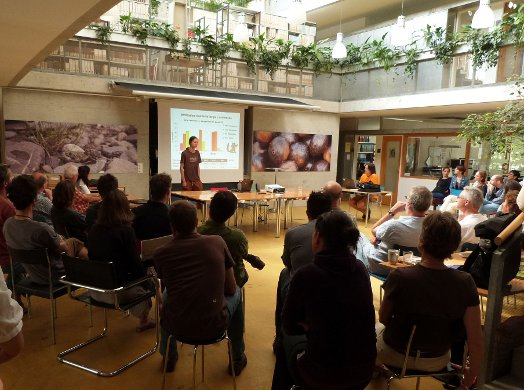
[456, 187, 487, 249]
[63, 165, 99, 214]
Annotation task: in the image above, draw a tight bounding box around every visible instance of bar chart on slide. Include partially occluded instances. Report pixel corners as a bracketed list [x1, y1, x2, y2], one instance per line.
[170, 108, 240, 170]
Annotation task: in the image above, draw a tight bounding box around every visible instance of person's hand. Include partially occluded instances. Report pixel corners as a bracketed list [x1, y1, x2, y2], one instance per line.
[371, 236, 380, 245]
[182, 180, 187, 187]
[43, 188, 53, 199]
[389, 201, 407, 215]
[461, 368, 476, 389]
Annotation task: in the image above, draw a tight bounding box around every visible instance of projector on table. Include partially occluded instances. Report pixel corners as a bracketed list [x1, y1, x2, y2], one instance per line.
[265, 184, 285, 193]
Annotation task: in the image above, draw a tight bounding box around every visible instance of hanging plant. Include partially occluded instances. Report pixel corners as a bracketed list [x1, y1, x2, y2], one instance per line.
[236, 41, 257, 75]
[423, 25, 459, 65]
[90, 24, 113, 45]
[401, 44, 419, 79]
[370, 33, 399, 71]
[501, 3, 524, 47]
[181, 38, 192, 59]
[311, 45, 337, 75]
[255, 35, 291, 78]
[463, 26, 505, 69]
[150, 0, 161, 17]
[153, 23, 180, 52]
[290, 43, 316, 70]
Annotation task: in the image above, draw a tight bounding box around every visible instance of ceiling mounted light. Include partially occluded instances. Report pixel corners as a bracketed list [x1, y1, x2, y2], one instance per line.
[331, 2, 346, 59]
[233, 12, 250, 43]
[391, 0, 409, 46]
[472, 0, 495, 29]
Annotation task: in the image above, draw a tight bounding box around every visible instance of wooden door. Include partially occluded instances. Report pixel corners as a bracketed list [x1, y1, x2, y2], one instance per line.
[380, 136, 402, 204]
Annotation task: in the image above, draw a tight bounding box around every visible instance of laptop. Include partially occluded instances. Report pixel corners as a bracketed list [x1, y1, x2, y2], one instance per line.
[238, 179, 254, 192]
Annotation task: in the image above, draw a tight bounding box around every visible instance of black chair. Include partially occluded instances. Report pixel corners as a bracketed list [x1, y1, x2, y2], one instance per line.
[393, 244, 421, 256]
[161, 331, 236, 390]
[57, 255, 158, 377]
[8, 247, 68, 345]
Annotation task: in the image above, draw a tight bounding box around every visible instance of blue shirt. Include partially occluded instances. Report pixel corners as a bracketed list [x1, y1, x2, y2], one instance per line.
[450, 175, 470, 190]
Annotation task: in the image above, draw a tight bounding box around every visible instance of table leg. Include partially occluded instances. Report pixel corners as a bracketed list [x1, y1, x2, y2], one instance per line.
[253, 201, 259, 232]
[234, 208, 238, 227]
[275, 198, 282, 238]
[284, 199, 289, 229]
[202, 202, 208, 223]
[365, 193, 370, 227]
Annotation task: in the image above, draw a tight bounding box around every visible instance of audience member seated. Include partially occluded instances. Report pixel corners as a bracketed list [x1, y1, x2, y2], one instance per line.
[76, 165, 91, 194]
[450, 165, 469, 191]
[63, 164, 94, 215]
[518, 185, 524, 211]
[480, 175, 504, 214]
[431, 167, 451, 200]
[0, 266, 24, 364]
[4, 176, 87, 285]
[471, 170, 488, 196]
[498, 190, 522, 216]
[85, 174, 118, 231]
[273, 192, 331, 352]
[154, 201, 246, 374]
[456, 187, 487, 248]
[51, 180, 87, 243]
[31, 172, 53, 224]
[278, 210, 376, 390]
[505, 169, 521, 183]
[377, 211, 483, 390]
[198, 190, 264, 289]
[349, 163, 379, 220]
[87, 190, 154, 332]
[132, 173, 172, 241]
[362, 186, 432, 277]
[0, 166, 17, 288]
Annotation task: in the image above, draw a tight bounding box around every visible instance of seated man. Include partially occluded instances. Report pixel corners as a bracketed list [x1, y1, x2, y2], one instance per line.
[377, 212, 483, 390]
[480, 175, 504, 214]
[154, 201, 246, 375]
[85, 173, 118, 231]
[63, 164, 98, 215]
[363, 186, 432, 277]
[31, 172, 53, 224]
[133, 173, 172, 241]
[457, 187, 487, 249]
[274, 191, 331, 351]
[3, 176, 87, 285]
[198, 190, 264, 288]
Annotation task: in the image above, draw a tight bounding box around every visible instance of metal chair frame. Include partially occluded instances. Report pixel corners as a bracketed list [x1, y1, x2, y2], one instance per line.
[57, 256, 158, 377]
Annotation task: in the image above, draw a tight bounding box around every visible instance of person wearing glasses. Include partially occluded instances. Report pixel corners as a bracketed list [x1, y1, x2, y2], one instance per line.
[456, 187, 487, 249]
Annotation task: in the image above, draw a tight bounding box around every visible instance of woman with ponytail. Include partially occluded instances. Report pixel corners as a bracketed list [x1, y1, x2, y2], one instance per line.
[280, 210, 376, 390]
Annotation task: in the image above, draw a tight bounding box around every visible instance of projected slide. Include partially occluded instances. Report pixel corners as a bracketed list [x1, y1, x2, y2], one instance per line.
[170, 108, 240, 170]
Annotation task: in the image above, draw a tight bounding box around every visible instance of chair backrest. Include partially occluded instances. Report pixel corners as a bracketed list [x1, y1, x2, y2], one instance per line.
[8, 247, 49, 265]
[61, 254, 119, 290]
[141, 235, 172, 261]
[393, 244, 421, 256]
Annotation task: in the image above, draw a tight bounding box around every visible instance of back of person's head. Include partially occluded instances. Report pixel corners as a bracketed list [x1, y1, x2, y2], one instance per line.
[365, 163, 376, 174]
[96, 190, 133, 227]
[97, 174, 118, 198]
[503, 190, 521, 215]
[323, 181, 342, 204]
[504, 179, 522, 194]
[306, 191, 332, 220]
[63, 164, 79, 180]
[0, 165, 11, 188]
[420, 211, 461, 259]
[77, 165, 90, 184]
[315, 210, 360, 251]
[455, 165, 466, 174]
[461, 186, 484, 211]
[210, 190, 237, 223]
[150, 173, 172, 202]
[7, 175, 37, 210]
[31, 172, 48, 191]
[169, 200, 197, 235]
[408, 186, 432, 212]
[52, 180, 75, 209]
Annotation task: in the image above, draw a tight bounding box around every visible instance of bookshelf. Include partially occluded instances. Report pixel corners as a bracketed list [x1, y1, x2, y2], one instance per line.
[356, 136, 375, 177]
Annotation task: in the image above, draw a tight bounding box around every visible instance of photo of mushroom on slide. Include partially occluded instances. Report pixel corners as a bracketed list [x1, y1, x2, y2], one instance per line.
[252, 131, 331, 172]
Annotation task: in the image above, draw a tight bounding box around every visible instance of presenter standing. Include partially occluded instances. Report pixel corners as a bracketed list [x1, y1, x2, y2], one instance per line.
[180, 136, 203, 191]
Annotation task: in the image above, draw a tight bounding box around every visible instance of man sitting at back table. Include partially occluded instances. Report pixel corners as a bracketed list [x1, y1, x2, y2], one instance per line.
[3, 176, 87, 285]
[31, 172, 53, 224]
[85, 174, 118, 231]
[480, 175, 504, 214]
[456, 187, 487, 249]
[63, 164, 98, 215]
[133, 173, 172, 241]
[154, 201, 247, 375]
[198, 190, 264, 288]
[363, 186, 432, 277]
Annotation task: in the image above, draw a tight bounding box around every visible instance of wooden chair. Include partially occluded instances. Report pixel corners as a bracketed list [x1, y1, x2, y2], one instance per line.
[57, 255, 158, 377]
[141, 235, 172, 263]
[477, 278, 524, 317]
[8, 247, 68, 345]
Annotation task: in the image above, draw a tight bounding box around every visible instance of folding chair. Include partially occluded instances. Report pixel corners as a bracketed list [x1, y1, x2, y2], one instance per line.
[8, 247, 68, 345]
[57, 255, 158, 377]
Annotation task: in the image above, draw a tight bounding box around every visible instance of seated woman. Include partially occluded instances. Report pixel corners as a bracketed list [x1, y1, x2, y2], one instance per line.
[77, 165, 91, 195]
[471, 170, 487, 196]
[51, 180, 87, 243]
[450, 165, 470, 191]
[377, 211, 483, 389]
[87, 190, 154, 332]
[431, 167, 451, 200]
[281, 210, 376, 390]
[349, 163, 379, 220]
[498, 190, 522, 216]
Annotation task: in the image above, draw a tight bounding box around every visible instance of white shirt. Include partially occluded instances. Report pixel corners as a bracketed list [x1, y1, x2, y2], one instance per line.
[0, 266, 23, 343]
[77, 179, 91, 194]
[459, 213, 488, 247]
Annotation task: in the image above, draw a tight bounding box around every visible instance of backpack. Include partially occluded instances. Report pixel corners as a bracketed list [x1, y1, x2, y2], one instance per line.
[357, 182, 381, 192]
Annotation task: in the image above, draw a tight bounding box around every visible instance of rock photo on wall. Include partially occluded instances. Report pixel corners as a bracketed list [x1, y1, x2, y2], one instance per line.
[4, 120, 138, 174]
[252, 131, 331, 172]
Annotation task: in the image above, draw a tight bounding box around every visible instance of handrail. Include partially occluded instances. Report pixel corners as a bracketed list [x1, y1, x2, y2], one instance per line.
[494, 213, 524, 245]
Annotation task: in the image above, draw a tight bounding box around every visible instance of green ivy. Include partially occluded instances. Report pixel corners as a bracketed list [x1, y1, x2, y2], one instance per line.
[90, 24, 113, 45]
[463, 26, 505, 69]
[423, 25, 459, 65]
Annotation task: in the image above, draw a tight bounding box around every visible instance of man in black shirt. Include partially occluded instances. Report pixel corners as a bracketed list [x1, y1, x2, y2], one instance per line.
[132, 173, 172, 241]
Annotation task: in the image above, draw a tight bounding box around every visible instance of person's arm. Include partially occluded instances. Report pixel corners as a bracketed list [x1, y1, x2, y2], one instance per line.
[518, 186, 524, 211]
[378, 271, 398, 325]
[462, 305, 484, 388]
[371, 201, 406, 238]
[224, 266, 236, 295]
[180, 152, 186, 186]
[0, 331, 24, 364]
[281, 232, 292, 268]
[491, 188, 505, 204]
[282, 271, 308, 334]
[43, 188, 53, 201]
[378, 295, 394, 326]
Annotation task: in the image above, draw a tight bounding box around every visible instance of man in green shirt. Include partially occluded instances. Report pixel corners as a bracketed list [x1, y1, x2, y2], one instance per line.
[197, 190, 264, 287]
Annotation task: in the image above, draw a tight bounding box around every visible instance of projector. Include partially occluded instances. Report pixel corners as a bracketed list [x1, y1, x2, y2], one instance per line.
[265, 184, 285, 193]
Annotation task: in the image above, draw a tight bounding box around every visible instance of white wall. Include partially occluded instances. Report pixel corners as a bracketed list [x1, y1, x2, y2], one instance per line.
[397, 176, 437, 201]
